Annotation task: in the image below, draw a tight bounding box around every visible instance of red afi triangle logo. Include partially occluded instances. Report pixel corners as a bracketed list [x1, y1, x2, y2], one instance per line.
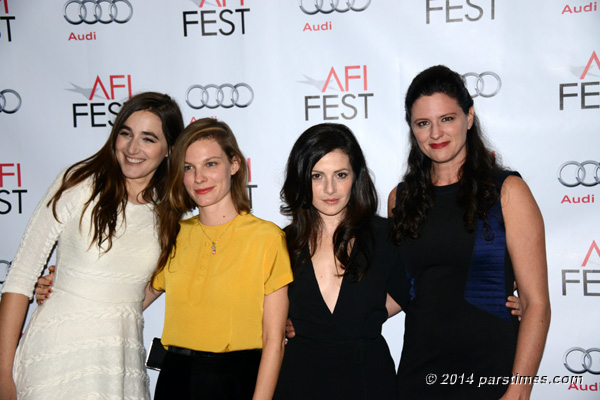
[581, 240, 600, 266]
[199, 0, 245, 6]
[580, 51, 600, 79]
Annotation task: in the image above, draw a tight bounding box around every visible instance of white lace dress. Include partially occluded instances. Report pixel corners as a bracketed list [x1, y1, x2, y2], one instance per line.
[1, 173, 158, 399]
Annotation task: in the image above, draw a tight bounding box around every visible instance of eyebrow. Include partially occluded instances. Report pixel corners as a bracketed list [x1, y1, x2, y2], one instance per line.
[185, 156, 223, 164]
[121, 124, 160, 140]
[311, 167, 351, 173]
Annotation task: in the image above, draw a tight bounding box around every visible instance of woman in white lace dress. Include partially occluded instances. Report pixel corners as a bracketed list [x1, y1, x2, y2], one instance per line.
[0, 92, 183, 400]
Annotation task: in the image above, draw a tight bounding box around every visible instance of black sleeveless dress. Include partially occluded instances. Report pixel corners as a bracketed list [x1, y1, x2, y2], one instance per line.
[274, 217, 409, 400]
[396, 175, 520, 399]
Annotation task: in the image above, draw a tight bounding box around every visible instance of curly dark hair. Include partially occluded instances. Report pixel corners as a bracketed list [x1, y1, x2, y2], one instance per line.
[391, 65, 504, 243]
[281, 123, 378, 281]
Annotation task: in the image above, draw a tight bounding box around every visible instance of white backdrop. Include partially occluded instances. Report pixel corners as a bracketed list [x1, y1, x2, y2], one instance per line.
[1, 1, 599, 398]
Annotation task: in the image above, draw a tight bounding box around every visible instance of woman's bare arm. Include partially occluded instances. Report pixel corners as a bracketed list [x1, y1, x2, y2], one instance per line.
[499, 176, 551, 400]
[253, 286, 288, 400]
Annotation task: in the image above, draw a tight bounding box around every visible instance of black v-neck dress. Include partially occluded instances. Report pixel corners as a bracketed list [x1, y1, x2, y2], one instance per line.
[274, 217, 409, 400]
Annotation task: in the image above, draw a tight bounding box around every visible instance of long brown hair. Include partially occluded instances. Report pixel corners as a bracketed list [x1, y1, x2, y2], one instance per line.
[48, 92, 183, 251]
[153, 118, 250, 280]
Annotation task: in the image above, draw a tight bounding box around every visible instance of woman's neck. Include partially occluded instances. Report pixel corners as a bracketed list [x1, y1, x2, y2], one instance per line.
[125, 180, 149, 205]
[430, 160, 463, 186]
[197, 202, 239, 226]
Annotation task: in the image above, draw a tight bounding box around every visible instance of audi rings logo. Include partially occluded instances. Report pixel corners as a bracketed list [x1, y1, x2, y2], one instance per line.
[64, 0, 133, 25]
[186, 84, 254, 109]
[564, 347, 600, 374]
[462, 72, 502, 98]
[0, 90, 22, 114]
[558, 161, 600, 187]
[299, 0, 371, 14]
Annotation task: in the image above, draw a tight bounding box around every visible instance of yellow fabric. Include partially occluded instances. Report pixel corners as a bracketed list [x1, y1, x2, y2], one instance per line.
[152, 212, 293, 353]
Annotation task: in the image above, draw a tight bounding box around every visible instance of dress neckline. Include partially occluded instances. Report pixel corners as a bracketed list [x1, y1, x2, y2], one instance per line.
[433, 181, 460, 194]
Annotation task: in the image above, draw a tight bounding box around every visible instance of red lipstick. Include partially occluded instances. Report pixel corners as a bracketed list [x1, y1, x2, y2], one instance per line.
[430, 142, 449, 149]
[195, 187, 213, 195]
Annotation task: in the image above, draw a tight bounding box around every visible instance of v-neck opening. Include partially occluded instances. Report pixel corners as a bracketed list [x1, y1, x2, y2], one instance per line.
[309, 258, 344, 316]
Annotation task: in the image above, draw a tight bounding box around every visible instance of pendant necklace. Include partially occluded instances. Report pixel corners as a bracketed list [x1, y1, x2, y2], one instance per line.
[198, 218, 234, 255]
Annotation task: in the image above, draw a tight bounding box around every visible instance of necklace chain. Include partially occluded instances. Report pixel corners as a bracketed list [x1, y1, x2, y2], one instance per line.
[198, 219, 234, 255]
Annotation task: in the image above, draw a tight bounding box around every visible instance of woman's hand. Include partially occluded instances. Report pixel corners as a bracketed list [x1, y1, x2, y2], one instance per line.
[0, 293, 30, 400]
[506, 295, 522, 322]
[34, 265, 55, 306]
[285, 318, 295, 341]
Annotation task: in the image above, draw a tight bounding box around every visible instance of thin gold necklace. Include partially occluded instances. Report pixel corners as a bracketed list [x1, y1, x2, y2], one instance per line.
[198, 218, 235, 255]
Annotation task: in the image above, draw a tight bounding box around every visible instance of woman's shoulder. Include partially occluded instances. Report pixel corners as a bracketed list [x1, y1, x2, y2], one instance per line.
[237, 212, 285, 237]
[499, 171, 531, 202]
[369, 215, 390, 229]
[48, 168, 94, 202]
[495, 169, 521, 184]
[364, 216, 394, 242]
[387, 182, 406, 217]
[179, 214, 199, 227]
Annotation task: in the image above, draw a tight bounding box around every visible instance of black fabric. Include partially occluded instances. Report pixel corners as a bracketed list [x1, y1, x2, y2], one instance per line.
[274, 217, 408, 400]
[396, 182, 519, 400]
[154, 349, 261, 400]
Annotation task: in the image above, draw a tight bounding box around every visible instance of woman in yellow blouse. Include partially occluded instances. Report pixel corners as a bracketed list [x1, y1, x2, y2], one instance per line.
[143, 118, 293, 400]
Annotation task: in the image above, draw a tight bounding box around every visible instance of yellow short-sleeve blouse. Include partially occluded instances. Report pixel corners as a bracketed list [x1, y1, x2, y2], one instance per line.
[152, 212, 293, 353]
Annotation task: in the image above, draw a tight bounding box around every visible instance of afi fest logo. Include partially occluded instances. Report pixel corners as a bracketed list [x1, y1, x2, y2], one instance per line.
[183, 0, 250, 37]
[559, 51, 600, 110]
[68, 74, 133, 128]
[0, 0, 16, 42]
[561, 241, 600, 296]
[301, 65, 373, 121]
[425, 0, 495, 24]
[0, 163, 27, 215]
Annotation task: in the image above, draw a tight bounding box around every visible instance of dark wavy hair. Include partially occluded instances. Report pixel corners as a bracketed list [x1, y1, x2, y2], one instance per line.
[281, 123, 378, 281]
[391, 65, 503, 243]
[153, 118, 250, 280]
[48, 92, 184, 251]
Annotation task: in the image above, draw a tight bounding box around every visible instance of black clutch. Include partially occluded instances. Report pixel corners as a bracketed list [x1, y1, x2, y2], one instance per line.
[145, 337, 167, 371]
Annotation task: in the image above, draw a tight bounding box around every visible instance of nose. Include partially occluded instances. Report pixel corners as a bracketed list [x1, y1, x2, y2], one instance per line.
[194, 168, 206, 183]
[324, 177, 335, 195]
[429, 122, 443, 140]
[127, 138, 140, 154]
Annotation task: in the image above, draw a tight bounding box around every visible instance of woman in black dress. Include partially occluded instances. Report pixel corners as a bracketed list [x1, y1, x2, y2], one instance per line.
[274, 123, 409, 400]
[388, 65, 550, 399]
